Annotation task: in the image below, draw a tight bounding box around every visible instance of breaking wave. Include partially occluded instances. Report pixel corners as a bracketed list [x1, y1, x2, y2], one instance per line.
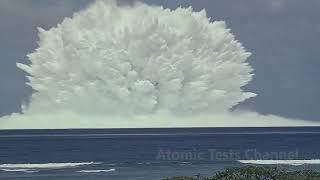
[0, 162, 99, 169]
[0, 169, 39, 173]
[77, 168, 116, 173]
[238, 160, 320, 166]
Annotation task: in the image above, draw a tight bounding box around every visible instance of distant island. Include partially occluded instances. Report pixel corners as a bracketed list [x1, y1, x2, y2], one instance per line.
[163, 166, 320, 180]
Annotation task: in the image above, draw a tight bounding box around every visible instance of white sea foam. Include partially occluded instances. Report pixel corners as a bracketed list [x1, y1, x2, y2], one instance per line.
[238, 160, 320, 166]
[77, 168, 116, 173]
[0, 162, 98, 169]
[0, 169, 39, 173]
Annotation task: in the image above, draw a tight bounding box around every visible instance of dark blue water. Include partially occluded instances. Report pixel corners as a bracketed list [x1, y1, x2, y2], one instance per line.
[0, 127, 320, 179]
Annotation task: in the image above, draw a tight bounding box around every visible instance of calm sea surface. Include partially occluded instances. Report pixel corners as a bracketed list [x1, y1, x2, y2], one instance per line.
[0, 127, 320, 179]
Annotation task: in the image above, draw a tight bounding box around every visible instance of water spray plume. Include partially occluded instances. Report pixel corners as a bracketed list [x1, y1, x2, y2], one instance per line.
[18, 0, 255, 115]
[1, 0, 317, 128]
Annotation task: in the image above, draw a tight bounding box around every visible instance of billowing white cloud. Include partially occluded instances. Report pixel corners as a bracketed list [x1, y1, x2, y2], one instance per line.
[1, 0, 318, 129]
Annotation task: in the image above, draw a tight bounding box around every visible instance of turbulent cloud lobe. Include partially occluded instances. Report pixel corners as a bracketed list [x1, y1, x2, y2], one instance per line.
[17, 0, 255, 116]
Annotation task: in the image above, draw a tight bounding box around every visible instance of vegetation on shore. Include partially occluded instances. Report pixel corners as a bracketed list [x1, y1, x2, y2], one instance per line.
[162, 166, 320, 180]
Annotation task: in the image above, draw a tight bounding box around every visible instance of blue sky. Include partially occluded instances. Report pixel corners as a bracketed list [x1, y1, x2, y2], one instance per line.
[0, 0, 319, 121]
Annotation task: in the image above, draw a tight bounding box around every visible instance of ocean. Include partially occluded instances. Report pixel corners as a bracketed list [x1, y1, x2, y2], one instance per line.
[0, 127, 320, 179]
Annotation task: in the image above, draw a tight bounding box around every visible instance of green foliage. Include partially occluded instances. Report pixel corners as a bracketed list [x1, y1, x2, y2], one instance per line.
[163, 166, 320, 180]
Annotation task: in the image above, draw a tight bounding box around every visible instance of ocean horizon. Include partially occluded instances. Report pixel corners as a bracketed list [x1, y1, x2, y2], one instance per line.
[1, 127, 320, 179]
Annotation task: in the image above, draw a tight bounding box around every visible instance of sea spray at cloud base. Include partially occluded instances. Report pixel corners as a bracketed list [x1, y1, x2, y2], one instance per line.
[1, 0, 318, 128]
[1, 111, 319, 129]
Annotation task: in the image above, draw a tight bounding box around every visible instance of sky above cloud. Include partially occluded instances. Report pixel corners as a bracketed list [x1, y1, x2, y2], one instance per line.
[0, 0, 319, 121]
